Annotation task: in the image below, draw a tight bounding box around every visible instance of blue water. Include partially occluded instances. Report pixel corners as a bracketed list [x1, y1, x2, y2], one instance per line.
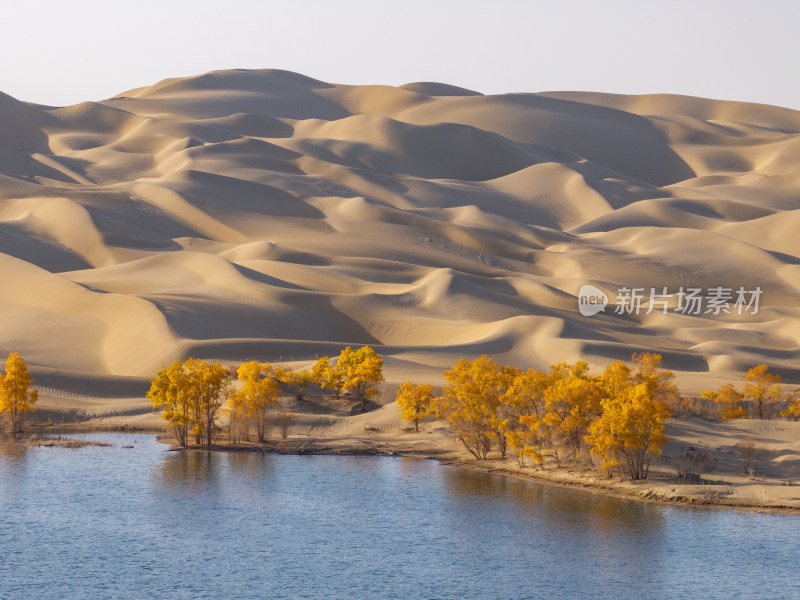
[0, 434, 797, 599]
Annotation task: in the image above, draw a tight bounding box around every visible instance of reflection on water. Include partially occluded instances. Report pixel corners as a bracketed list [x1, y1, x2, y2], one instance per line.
[158, 450, 223, 492]
[0, 434, 798, 600]
[0, 440, 29, 463]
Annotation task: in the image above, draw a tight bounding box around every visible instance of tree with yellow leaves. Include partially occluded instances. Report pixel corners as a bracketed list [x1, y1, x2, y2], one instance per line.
[183, 359, 232, 446]
[311, 356, 347, 400]
[226, 391, 250, 444]
[743, 364, 782, 420]
[275, 368, 313, 402]
[148, 360, 193, 447]
[433, 355, 513, 460]
[501, 368, 550, 467]
[542, 361, 603, 464]
[232, 361, 280, 442]
[148, 358, 232, 447]
[0, 352, 38, 433]
[425, 352, 675, 473]
[703, 384, 747, 420]
[586, 380, 671, 480]
[337, 346, 384, 412]
[433, 387, 491, 460]
[781, 390, 800, 421]
[396, 382, 434, 432]
[630, 352, 680, 409]
[582, 354, 674, 479]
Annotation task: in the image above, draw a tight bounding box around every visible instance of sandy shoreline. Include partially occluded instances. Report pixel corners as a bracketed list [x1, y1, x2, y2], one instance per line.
[19, 376, 800, 514]
[27, 408, 797, 514]
[171, 437, 800, 514]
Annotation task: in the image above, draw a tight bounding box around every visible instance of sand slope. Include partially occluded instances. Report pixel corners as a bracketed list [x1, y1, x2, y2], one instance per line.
[2, 70, 800, 396]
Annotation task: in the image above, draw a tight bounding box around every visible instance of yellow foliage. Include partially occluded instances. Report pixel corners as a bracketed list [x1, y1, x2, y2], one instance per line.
[631, 352, 680, 409]
[781, 391, 800, 421]
[505, 428, 543, 466]
[423, 352, 675, 478]
[336, 346, 384, 411]
[275, 367, 313, 401]
[510, 413, 545, 466]
[148, 358, 232, 447]
[501, 368, 549, 415]
[586, 381, 671, 480]
[148, 361, 192, 447]
[189, 359, 231, 446]
[542, 362, 603, 461]
[601, 360, 632, 399]
[0, 352, 38, 433]
[395, 382, 434, 432]
[582, 355, 674, 479]
[311, 356, 347, 399]
[502, 368, 549, 466]
[707, 383, 748, 420]
[230, 361, 280, 442]
[743, 364, 782, 420]
[433, 355, 514, 460]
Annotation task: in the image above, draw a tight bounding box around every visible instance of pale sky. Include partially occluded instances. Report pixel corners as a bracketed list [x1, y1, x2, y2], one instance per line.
[4, 0, 799, 110]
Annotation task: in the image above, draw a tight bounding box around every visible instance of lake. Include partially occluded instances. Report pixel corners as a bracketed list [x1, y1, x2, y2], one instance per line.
[0, 433, 797, 599]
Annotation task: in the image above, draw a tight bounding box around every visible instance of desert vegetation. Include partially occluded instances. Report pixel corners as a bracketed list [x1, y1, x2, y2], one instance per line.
[147, 346, 384, 447]
[142, 344, 800, 487]
[395, 353, 800, 483]
[0, 352, 38, 433]
[398, 352, 676, 480]
[702, 364, 799, 421]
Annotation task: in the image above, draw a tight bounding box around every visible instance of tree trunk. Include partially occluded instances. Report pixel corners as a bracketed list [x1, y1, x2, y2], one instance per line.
[173, 423, 187, 447]
[360, 387, 366, 412]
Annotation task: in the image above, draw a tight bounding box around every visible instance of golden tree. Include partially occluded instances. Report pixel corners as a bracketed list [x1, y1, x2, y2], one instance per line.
[600, 360, 632, 399]
[434, 388, 492, 460]
[781, 390, 800, 420]
[586, 381, 671, 480]
[148, 358, 232, 447]
[743, 364, 782, 420]
[311, 356, 347, 399]
[336, 346, 384, 412]
[226, 391, 250, 444]
[275, 368, 313, 402]
[501, 368, 550, 467]
[148, 361, 193, 447]
[195, 361, 232, 447]
[0, 352, 38, 433]
[542, 361, 603, 463]
[434, 355, 513, 460]
[631, 352, 680, 409]
[704, 384, 747, 420]
[182, 358, 206, 445]
[233, 361, 280, 442]
[395, 382, 434, 432]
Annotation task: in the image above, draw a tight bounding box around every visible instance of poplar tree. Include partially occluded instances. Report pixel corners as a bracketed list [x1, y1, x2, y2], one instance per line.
[0, 352, 38, 433]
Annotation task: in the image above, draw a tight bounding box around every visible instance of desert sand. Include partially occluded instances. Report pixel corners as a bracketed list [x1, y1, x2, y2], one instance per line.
[3, 69, 800, 508]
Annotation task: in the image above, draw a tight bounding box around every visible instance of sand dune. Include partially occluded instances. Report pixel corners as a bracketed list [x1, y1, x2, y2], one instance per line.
[1, 69, 800, 399]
